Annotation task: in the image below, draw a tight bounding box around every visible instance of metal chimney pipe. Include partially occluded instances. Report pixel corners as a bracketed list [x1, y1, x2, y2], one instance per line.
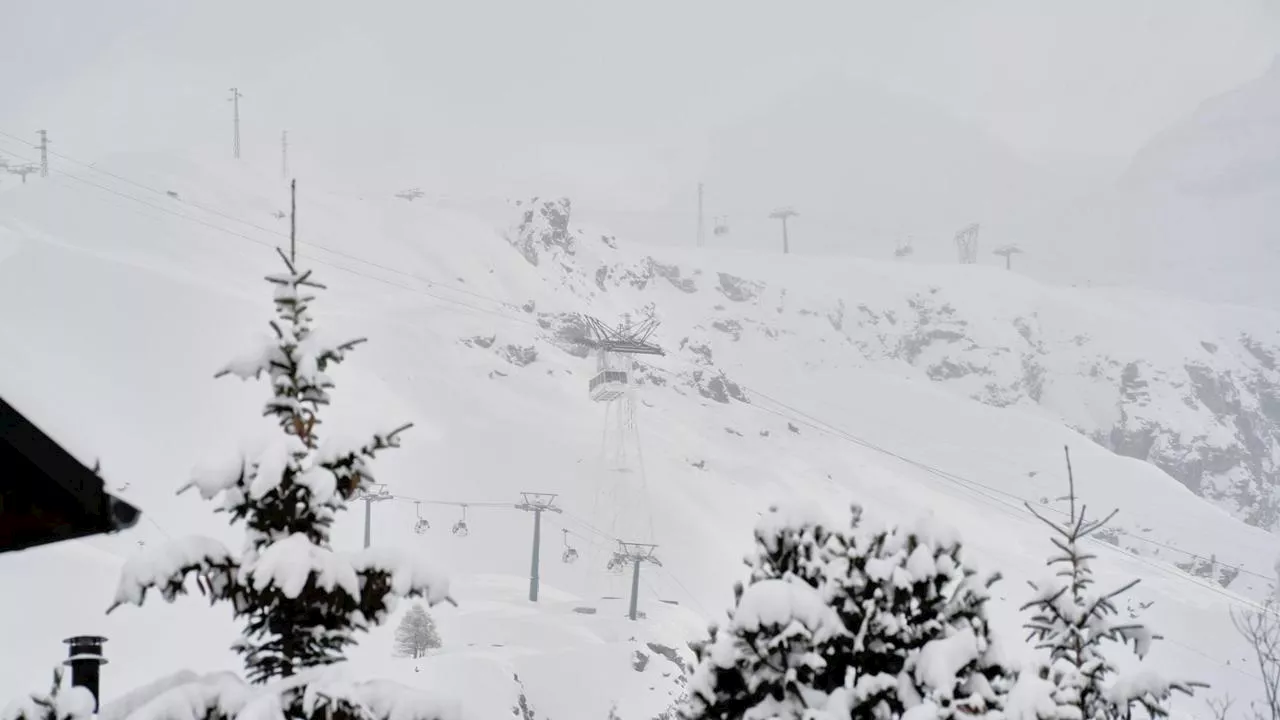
[63, 636, 108, 712]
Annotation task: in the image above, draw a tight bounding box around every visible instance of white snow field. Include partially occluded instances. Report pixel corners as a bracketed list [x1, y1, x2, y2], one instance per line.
[1, 149, 1277, 718]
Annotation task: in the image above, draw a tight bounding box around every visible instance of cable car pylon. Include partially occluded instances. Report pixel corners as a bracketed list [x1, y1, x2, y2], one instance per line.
[576, 314, 664, 594]
[578, 312, 660, 527]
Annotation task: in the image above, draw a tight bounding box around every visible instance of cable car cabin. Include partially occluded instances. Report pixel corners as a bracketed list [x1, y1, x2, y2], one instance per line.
[589, 370, 628, 402]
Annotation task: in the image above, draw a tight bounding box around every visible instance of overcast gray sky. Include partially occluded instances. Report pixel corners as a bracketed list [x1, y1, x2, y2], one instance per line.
[1, 0, 1277, 245]
[3, 1, 1277, 167]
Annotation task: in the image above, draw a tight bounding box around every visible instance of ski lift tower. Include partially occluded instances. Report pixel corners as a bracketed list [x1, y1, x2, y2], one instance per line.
[954, 222, 980, 264]
[608, 541, 662, 621]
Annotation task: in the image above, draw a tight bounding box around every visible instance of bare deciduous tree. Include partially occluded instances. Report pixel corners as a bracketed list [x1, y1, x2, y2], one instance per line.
[1233, 601, 1280, 720]
[1207, 695, 1235, 720]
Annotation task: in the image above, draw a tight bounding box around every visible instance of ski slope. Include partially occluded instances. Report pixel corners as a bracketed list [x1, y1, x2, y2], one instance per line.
[1, 149, 1277, 719]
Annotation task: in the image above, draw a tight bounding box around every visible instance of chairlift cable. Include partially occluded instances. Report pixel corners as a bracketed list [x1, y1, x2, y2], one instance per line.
[4, 130, 1264, 612]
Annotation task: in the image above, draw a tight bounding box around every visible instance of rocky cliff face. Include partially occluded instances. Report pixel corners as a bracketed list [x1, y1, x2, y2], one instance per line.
[497, 198, 1280, 535]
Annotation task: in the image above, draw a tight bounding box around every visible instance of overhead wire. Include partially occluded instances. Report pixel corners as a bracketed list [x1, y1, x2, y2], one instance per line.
[646, 350, 1276, 586]
[388, 494, 514, 510]
[646, 355, 1280, 618]
[751, 383, 1277, 584]
[0, 140, 545, 332]
[3, 129, 1273, 623]
[0, 127, 530, 315]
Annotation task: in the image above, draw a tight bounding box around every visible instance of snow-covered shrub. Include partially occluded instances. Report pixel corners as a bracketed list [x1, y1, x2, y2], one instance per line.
[95, 247, 456, 720]
[1, 669, 95, 720]
[683, 501, 1015, 720]
[1019, 447, 1204, 720]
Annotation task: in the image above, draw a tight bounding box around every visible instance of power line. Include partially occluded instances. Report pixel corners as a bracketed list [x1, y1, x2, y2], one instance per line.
[645, 350, 1276, 587]
[753, 384, 1274, 583]
[1, 131, 1268, 614]
[0, 128, 531, 315]
[0, 140, 545, 332]
[648, 356, 1280, 613]
[389, 494, 513, 510]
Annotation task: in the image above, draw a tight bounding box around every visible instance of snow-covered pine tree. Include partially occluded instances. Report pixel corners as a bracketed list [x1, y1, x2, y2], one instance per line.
[744, 502, 858, 588]
[683, 503, 855, 719]
[98, 242, 455, 720]
[683, 578, 850, 720]
[820, 516, 1014, 720]
[684, 501, 1015, 720]
[1021, 446, 1203, 720]
[394, 603, 442, 658]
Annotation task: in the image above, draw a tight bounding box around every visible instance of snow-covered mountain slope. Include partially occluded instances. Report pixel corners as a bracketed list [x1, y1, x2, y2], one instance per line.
[1, 151, 1277, 718]
[579, 228, 1280, 534]
[1035, 56, 1280, 309]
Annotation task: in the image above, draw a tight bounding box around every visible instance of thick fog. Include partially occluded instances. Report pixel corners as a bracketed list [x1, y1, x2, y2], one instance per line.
[2, 0, 1278, 305]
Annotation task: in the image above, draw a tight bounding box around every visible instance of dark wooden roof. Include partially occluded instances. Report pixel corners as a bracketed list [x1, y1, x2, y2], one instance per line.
[0, 395, 141, 554]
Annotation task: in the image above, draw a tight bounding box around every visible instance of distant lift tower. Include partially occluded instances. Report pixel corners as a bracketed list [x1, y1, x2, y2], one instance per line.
[608, 541, 662, 621]
[954, 222, 980, 264]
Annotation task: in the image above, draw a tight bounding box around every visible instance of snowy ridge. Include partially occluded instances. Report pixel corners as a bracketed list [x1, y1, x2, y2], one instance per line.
[506, 204, 1280, 567]
[0, 151, 1276, 718]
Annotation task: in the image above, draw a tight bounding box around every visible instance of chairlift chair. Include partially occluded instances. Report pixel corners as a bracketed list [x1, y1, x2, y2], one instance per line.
[606, 551, 628, 574]
[561, 529, 579, 564]
[713, 216, 729, 236]
[451, 505, 469, 537]
[413, 502, 430, 534]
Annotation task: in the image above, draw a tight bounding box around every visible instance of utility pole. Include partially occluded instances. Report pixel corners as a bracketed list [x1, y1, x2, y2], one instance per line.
[769, 207, 798, 255]
[515, 492, 562, 602]
[281, 130, 289, 179]
[37, 130, 49, 177]
[228, 88, 242, 160]
[359, 483, 394, 548]
[696, 182, 704, 248]
[290, 178, 297, 262]
[612, 541, 661, 621]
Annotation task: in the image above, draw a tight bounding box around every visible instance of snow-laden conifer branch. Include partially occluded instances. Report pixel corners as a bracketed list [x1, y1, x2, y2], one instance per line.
[108, 536, 241, 613]
[319, 424, 414, 500]
[1017, 446, 1204, 720]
